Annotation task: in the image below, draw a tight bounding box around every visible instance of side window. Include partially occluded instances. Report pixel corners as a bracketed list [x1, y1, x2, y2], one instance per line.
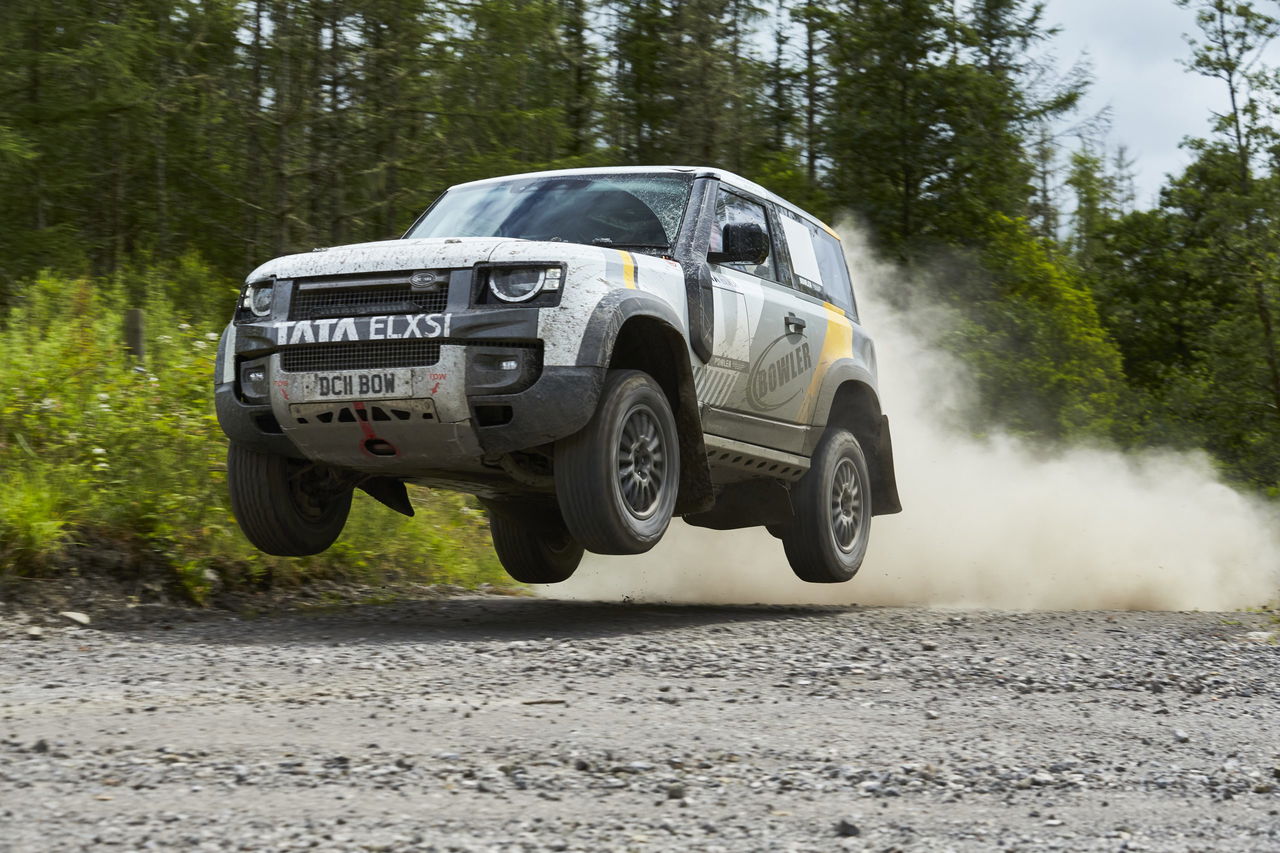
[710, 189, 777, 281]
[778, 209, 857, 318]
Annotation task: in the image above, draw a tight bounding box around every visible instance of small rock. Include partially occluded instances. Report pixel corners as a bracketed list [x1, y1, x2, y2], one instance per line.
[1244, 631, 1276, 643]
[666, 783, 686, 800]
[834, 818, 862, 837]
[1173, 729, 1190, 743]
[924, 709, 939, 720]
[58, 611, 91, 627]
[32, 739, 49, 754]
[921, 641, 938, 651]
[24, 627, 44, 639]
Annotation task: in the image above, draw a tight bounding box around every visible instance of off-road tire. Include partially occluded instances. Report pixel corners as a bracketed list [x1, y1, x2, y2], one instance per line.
[781, 428, 872, 583]
[554, 369, 680, 554]
[226, 442, 352, 557]
[487, 507, 584, 584]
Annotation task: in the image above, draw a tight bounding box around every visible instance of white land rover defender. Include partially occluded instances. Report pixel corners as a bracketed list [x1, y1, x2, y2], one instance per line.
[215, 167, 901, 584]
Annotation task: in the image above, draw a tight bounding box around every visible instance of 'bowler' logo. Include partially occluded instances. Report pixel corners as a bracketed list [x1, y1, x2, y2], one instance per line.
[747, 336, 812, 411]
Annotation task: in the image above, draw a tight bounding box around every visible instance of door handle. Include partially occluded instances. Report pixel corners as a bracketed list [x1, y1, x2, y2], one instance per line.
[785, 314, 807, 334]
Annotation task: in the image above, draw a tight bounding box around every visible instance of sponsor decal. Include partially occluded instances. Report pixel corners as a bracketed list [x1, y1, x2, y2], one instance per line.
[274, 313, 452, 345]
[747, 336, 813, 411]
[710, 355, 749, 372]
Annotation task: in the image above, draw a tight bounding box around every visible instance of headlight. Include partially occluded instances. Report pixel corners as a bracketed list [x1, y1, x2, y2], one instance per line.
[243, 282, 274, 317]
[487, 266, 562, 303]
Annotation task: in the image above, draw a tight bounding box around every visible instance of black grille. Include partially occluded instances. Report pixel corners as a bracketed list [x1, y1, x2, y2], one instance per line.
[280, 340, 442, 373]
[290, 275, 448, 321]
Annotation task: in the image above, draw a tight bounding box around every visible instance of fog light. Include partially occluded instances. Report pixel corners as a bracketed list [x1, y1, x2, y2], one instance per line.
[239, 359, 270, 402]
[499, 359, 519, 371]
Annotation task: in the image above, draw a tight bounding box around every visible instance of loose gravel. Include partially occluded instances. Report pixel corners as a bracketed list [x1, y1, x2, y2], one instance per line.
[1, 597, 1278, 851]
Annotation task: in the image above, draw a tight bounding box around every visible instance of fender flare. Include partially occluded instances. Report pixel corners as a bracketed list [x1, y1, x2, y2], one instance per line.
[808, 361, 902, 516]
[807, 359, 879, 432]
[574, 290, 714, 515]
[575, 289, 688, 368]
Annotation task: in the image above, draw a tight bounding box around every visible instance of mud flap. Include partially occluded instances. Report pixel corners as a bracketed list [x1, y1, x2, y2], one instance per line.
[359, 477, 415, 517]
[872, 415, 902, 516]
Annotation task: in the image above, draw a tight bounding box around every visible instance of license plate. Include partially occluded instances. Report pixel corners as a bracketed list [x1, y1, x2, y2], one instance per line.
[297, 369, 415, 401]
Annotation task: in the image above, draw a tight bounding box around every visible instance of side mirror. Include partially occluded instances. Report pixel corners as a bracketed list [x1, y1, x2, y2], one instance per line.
[709, 222, 769, 266]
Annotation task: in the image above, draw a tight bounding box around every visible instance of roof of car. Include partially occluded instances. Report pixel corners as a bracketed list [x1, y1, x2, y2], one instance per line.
[448, 166, 839, 238]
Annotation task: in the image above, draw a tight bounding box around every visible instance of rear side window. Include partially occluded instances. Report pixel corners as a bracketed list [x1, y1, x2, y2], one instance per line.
[777, 209, 857, 318]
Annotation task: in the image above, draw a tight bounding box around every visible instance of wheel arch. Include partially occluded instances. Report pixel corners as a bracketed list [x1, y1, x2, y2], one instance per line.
[819, 379, 902, 516]
[603, 314, 714, 516]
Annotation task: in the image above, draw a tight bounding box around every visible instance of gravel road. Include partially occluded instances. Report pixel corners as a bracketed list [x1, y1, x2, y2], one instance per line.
[1, 596, 1278, 851]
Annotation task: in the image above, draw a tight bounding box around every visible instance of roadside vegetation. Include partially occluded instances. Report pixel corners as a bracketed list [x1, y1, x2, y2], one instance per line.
[0, 262, 504, 600]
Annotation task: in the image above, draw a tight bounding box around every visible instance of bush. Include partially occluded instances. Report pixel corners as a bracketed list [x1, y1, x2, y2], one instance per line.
[0, 263, 505, 599]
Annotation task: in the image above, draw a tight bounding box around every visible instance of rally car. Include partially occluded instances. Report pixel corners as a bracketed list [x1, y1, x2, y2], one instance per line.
[215, 167, 900, 583]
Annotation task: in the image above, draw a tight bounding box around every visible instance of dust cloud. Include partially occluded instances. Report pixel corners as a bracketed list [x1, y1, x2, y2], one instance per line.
[546, 226, 1280, 611]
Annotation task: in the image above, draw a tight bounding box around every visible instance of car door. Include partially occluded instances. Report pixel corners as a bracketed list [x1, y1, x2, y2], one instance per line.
[771, 205, 863, 429]
[698, 186, 818, 453]
[697, 189, 770, 413]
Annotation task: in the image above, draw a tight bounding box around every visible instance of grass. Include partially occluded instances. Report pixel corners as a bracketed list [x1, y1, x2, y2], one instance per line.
[0, 263, 507, 600]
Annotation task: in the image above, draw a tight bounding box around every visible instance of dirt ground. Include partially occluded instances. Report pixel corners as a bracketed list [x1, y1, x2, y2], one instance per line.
[1, 595, 1278, 851]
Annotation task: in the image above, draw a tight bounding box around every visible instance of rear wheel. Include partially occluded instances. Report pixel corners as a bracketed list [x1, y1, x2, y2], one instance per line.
[486, 504, 584, 584]
[781, 428, 872, 583]
[554, 369, 680, 554]
[226, 442, 352, 556]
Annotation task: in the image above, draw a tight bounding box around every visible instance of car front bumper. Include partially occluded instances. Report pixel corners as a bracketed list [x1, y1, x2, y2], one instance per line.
[216, 328, 603, 478]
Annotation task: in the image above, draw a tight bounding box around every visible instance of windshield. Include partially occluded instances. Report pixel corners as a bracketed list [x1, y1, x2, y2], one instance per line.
[406, 173, 693, 251]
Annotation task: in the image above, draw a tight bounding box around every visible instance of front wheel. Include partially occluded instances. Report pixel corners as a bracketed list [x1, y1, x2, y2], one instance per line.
[781, 428, 872, 583]
[554, 369, 680, 554]
[226, 442, 352, 556]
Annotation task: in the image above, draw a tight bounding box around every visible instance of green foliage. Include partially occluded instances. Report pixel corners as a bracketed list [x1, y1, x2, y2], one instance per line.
[934, 214, 1124, 439]
[1067, 2, 1280, 488]
[0, 265, 504, 595]
[823, 0, 1081, 256]
[0, 470, 69, 574]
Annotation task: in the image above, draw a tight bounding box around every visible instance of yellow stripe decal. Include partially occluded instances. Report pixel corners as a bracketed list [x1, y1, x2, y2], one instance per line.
[799, 304, 854, 422]
[619, 250, 637, 289]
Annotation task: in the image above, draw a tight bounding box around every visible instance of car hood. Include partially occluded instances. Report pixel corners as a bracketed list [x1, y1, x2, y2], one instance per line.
[245, 237, 620, 282]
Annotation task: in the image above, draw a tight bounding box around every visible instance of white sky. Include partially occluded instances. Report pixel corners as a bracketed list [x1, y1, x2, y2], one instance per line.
[1040, 0, 1280, 208]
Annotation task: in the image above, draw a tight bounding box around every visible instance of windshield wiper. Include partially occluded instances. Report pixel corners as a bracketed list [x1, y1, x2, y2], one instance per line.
[591, 238, 670, 250]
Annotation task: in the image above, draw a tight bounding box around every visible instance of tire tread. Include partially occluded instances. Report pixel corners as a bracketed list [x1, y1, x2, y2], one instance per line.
[782, 429, 871, 583]
[227, 443, 351, 557]
[555, 369, 679, 554]
[488, 511, 583, 584]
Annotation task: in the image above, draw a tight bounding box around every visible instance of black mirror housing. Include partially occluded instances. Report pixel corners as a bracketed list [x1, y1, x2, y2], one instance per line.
[709, 221, 769, 266]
